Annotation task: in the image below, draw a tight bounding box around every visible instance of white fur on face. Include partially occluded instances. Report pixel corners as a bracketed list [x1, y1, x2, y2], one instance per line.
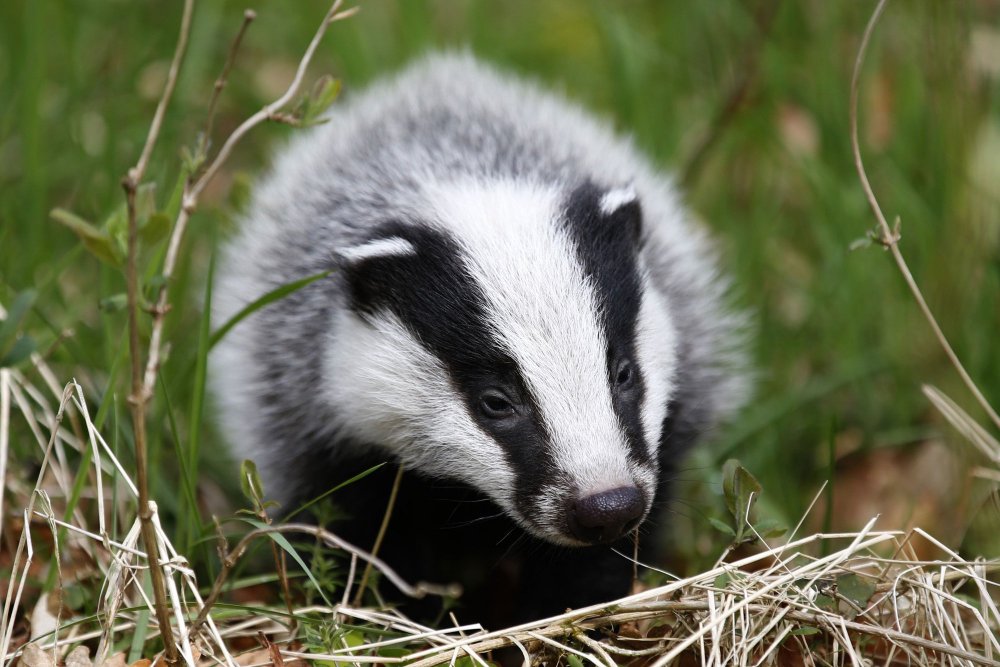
[635, 270, 679, 455]
[324, 309, 518, 513]
[425, 179, 647, 508]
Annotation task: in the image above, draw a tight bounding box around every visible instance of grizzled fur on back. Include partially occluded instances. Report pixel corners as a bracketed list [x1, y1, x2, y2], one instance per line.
[211, 53, 749, 622]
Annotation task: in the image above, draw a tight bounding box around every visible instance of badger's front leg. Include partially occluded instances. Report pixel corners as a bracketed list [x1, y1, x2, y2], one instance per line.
[515, 540, 634, 622]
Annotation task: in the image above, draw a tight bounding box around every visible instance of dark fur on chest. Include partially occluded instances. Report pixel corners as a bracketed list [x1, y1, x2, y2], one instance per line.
[284, 417, 695, 628]
[290, 454, 643, 626]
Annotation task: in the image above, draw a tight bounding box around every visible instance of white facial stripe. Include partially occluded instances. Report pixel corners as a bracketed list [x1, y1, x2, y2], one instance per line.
[324, 309, 517, 511]
[339, 236, 416, 263]
[426, 179, 635, 496]
[635, 270, 679, 454]
[599, 185, 638, 216]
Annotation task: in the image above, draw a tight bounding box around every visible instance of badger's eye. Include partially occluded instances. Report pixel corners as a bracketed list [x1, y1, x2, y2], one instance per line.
[615, 360, 635, 389]
[479, 391, 515, 419]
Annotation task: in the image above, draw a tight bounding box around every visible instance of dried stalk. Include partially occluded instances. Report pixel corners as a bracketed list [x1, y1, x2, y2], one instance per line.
[120, 1, 195, 662]
[353, 465, 405, 606]
[201, 9, 257, 146]
[128, 0, 194, 186]
[141, 0, 357, 400]
[849, 0, 1000, 432]
[116, 2, 354, 660]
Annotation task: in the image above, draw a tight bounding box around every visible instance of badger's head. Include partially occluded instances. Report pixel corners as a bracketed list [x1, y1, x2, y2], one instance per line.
[325, 179, 679, 546]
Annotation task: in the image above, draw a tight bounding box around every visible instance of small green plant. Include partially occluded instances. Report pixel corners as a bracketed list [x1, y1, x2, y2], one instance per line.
[709, 459, 786, 546]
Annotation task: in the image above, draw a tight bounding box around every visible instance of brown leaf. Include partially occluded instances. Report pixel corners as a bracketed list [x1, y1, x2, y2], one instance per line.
[65, 645, 93, 667]
[98, 652, 127, 667]
[20, 644, 57, 667]
[233, 649, 270, 667]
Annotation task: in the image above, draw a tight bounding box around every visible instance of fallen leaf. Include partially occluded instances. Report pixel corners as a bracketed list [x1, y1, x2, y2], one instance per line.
[29, 593, 59, 643]
[20, 644, 56, 667]
[66, 645, 93, 667]
[98, 653, 127, 667]
[234, 649, 270, 667]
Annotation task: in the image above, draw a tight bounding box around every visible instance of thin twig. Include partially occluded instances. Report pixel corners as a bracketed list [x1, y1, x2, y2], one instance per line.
[189, 1, 356, 202]
[115, 4, 353, 656]
[200, 9, 257, 157]
[119, 0, 196, 661]
[129, 0, 195, 185]
[354, 465, 404, 606]
[125, 128, 181, 666]
[849, 0, 1000, 432]
[140, 0, 356, 400]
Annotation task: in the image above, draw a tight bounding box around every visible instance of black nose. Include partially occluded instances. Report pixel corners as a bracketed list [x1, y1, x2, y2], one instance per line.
[567, 486, 645, 543]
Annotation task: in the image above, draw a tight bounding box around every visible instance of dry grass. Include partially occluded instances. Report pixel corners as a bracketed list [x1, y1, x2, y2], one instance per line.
[2, 344, 998, 666]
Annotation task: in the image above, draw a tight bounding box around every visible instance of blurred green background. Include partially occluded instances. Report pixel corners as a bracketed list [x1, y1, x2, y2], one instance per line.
[1, 0, 999, 567]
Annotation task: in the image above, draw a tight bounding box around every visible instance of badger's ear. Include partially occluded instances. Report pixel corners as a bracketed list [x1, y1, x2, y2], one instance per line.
[599, 184, 642, 246]
[337, 235, 417, 312]
[337, 236, 417, 265]
[567, 181, 643, 250]
[599, 185, 639, 217]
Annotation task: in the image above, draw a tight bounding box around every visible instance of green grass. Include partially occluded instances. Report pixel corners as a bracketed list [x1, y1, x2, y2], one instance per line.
[1, 0, 998, 581]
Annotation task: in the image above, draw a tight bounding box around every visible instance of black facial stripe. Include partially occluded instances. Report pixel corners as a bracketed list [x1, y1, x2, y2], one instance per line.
[562, 182, 651, 464]
[342, 222, 556, 518]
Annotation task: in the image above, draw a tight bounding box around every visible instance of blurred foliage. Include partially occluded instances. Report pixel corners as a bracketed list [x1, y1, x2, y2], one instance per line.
[1, 0, 999, 570]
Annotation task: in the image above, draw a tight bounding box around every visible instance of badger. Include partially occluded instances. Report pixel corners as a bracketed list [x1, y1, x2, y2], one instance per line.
[210, 53, 748, 624]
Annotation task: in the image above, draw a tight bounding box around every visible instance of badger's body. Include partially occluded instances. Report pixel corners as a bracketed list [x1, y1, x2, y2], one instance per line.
[211, 54, 748, 623]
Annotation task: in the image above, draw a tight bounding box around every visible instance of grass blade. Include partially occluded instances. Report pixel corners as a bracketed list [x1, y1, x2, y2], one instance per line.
[239, 517, 333, 606]
[209, 270, 331, 349]
[284, 462, 386, 521]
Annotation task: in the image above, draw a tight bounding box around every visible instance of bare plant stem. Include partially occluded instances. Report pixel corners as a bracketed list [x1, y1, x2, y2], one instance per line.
[131, 0, 194, 184]
[140, 0, 357, 401]
[117, 1, 355, 656]
[353, 465, 405, 606]
[201, 9, 257, 150]
[124, 185, 178, 665]
[849, 0, 1000, 433]
[120, 0, 195, 661]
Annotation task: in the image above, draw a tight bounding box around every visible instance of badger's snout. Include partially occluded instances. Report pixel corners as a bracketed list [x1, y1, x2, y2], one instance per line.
[566, 485, 645, 544]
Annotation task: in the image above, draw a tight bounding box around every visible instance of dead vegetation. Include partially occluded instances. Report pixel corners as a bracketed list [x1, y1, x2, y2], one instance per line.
[1, 359, 998, 665]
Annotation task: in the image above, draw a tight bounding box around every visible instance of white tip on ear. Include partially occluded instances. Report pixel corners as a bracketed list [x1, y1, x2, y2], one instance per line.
[339, 237, 416, 263]
[599, 186, 639, 216]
